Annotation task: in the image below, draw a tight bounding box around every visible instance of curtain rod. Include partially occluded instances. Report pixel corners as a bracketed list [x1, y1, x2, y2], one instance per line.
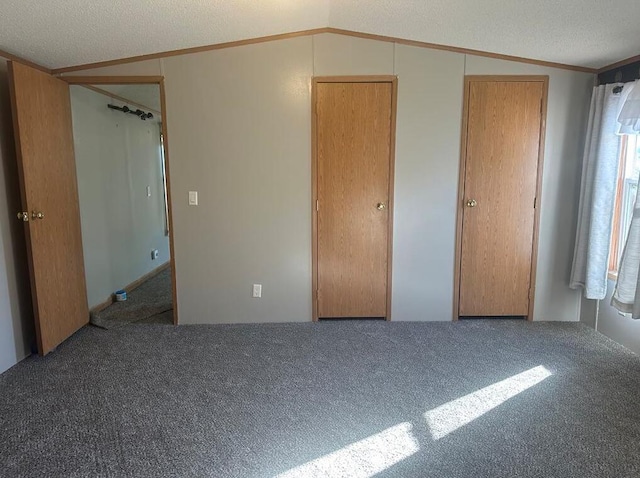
[107, 104, 154, 121]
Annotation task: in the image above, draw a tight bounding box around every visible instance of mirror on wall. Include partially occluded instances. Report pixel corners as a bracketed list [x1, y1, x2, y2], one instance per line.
[69, 83, 173, 328]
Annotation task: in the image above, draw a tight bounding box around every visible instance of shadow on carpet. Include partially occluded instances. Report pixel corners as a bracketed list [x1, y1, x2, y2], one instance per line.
[90, 268, 173, 329]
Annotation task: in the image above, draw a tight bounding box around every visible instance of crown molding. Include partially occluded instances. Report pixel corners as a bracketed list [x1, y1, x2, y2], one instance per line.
[326, 28, 597, 74]
[52, 28, 331, 74]
[598, 53, 640, 74]
[0, 48, 51, 74]
[46, 27, 601, 75]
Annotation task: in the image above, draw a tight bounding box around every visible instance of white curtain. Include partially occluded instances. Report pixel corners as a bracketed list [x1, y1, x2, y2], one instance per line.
[570, 84, 624, 299]
[616, 80, 640, 134]
[612, 81, 640, 317]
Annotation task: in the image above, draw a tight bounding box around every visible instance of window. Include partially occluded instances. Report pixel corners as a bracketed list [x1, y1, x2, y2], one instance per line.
[609, 135, 640, 278]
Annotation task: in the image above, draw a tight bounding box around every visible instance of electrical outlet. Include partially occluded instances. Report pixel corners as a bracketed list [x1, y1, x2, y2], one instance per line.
[151, 249, 159, 260]
[252, 284, 262, 298]
[146, 186, 151, 197]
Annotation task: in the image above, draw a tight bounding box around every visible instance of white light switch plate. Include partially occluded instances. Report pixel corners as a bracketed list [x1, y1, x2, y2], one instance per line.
[188, 191, 198, 206]
[252, 284, 262, 298]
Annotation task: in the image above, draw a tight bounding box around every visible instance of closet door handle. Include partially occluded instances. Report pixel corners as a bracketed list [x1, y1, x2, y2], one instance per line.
[466, 199, 477, 208]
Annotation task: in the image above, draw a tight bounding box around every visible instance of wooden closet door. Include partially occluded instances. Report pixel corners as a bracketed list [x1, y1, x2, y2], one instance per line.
[9, 62, 89, 354]
[315, 81, 393, 319]
[459, 80, 544, 317]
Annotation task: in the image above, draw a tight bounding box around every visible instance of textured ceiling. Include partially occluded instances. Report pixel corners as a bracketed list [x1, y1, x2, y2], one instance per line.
[0, 0, 638, 70]
[329, 1, 640, 69]
[0, 0, 330, 69]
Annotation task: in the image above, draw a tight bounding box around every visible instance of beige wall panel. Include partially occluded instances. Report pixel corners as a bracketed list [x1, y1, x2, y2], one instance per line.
[313, 33, 394, 76]
[163, 37, 313, 324]
[392, 45, 464, 321]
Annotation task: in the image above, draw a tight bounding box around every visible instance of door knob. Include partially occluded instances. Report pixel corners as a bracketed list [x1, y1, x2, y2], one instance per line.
[466, 199, 477, 208]
[16, 211, 29, 222]
[376, 202, 386, 210]
[31, 211, 45, 220]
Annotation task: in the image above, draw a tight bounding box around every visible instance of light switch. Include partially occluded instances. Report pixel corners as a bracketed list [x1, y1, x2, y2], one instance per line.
[147, 186, 151, 197]
[188, 191, 198, 206]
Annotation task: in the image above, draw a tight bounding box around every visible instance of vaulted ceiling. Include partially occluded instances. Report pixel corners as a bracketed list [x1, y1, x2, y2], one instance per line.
[1, 0, 639, 70]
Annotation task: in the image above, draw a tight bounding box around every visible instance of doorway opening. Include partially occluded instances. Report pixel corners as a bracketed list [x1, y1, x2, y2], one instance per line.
[66, 77, 178, 328]
[8, 65, 178, 354]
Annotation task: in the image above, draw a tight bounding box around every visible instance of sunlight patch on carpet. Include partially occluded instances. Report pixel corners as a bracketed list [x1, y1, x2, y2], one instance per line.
[276, 422, 419, 478]
[425, 365, 552, 440]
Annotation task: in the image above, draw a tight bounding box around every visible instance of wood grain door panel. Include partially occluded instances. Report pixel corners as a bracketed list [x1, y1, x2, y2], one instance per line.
[9, 62, 89, 354]
[316, 82, 392, 318]
[459, 80, 544, 317]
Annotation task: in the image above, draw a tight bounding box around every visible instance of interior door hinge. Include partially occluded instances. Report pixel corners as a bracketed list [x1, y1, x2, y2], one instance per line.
[534, 197, 537, 209]
[316, 200, 319, 212]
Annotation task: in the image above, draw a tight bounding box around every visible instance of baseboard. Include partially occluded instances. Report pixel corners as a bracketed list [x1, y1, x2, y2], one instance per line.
[90, 297, 114, 315]
[89, 261, 171, 314]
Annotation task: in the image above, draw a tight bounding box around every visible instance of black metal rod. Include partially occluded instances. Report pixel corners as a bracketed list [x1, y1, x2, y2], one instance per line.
[107, 104, 153, 121]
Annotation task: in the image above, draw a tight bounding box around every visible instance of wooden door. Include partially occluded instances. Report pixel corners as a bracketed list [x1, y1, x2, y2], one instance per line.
[314, 80, 395, 319]
[458, 79, 546, 318]
[9, 62, 89, 354]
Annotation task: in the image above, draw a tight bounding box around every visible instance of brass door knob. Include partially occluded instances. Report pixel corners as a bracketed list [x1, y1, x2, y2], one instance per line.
[466, 199, 477, 208]
[31, 211, 44, 220]
[17, 211, 29, 222]
[376, 203, 386, 210]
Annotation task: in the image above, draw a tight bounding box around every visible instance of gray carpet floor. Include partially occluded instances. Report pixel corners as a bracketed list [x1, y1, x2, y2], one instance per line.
[1, 320, 640, 477]
[90, 268, 173, 329]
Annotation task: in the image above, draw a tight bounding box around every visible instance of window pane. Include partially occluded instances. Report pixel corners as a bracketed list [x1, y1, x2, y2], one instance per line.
[621, 135, 640, 260]
[625, 134, 640, 180]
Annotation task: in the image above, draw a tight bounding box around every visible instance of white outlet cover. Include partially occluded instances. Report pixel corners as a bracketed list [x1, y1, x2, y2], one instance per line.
[252, 284, 262, 298]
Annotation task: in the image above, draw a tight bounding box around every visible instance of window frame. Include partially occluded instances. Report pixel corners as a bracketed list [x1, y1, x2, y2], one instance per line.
[608, 136, 627, 279]
[608, 135, 640, 279]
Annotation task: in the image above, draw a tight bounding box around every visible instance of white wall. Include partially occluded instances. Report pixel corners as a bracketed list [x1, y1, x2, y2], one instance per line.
[581, 283, 640, 354]
[0, 59, 34, 374]
[62, 33, 594, 325]
[70, 86, 170, 308]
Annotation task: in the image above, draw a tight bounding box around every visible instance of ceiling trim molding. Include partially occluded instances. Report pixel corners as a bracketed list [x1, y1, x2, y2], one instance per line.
[61, 75, 164, 84]
[52, 28, 331, 74]
[51, 27, 598, 75]
[79, 84, 161, 115]
[0, 48, 51, 74]
[598, 53, 640, 74]
[326, 28, 597, 73]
